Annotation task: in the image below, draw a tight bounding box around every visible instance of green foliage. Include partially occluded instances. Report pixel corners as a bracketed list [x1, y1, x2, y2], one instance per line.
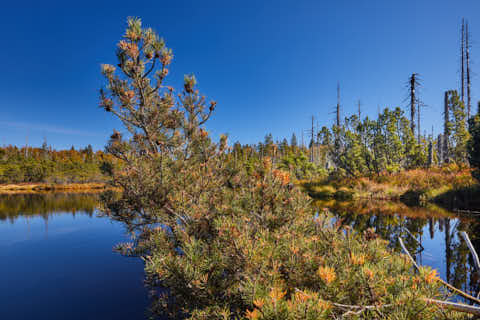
[278, 151, 325, 179]
[448, 92, 470, 163]
[324, 107, 432, 178]
[0, 145, 113, 184]
[468, 113, 480, 181]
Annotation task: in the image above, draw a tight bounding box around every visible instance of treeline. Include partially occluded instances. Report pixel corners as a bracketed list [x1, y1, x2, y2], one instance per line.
[0, 143, 116, 184]
[229, 133, 331, 180]
[230, 92, 477, 181]
[324, 93, 471, 178]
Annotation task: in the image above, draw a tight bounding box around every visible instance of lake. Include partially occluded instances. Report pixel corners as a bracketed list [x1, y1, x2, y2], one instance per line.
[0, 193, 149, 319]
[0, 193, 479, 319]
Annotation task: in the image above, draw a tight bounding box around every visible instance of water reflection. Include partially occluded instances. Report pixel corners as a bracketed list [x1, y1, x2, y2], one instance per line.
[0, 193, 148, 320]
[0, 193, 98, 222]
[314, 199, 480, 300]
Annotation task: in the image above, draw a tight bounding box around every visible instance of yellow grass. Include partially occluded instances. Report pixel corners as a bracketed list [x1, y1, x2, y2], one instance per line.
[303, 165, 478, 204]
[0, 183, 116, 194]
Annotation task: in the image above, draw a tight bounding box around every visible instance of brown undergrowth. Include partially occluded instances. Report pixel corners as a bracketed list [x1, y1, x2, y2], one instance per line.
[0, 182, 116, 194]
[302, 164, 479, 208]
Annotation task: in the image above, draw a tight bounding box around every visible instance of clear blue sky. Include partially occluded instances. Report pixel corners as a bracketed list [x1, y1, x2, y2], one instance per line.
[0, 0, 478, 150]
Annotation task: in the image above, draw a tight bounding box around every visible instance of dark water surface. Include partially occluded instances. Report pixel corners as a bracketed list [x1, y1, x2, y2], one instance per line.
[1, 193, 480, 319]
[0, 193, 148, 320]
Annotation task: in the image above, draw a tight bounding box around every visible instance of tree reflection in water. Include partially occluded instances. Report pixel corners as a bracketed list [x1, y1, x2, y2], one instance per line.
[313, 199, 480, 301]
[0, 193, 98, 222]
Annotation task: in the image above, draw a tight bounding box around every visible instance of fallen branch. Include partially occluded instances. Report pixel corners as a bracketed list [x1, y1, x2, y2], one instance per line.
[294, 288, 393, 316]
[460, 231, 480, 272]
[398, 237, 420, 269]
[454, 209, 480, 215]
[399, 237, 480, 305]
[403, 227, 424, 251]
[331, 302, 392, 310]
[460, 231, 480, 298]
[424, 298, 480, 316]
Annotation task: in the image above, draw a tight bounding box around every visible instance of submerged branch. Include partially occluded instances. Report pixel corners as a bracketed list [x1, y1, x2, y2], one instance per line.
[424, 298, 480, 316]
[399, 237, 480, 305]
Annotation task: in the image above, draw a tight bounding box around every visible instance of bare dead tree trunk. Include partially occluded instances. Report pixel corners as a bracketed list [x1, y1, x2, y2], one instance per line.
[333, 83, 341, 156]
[444, 91, 450, 163]
[336, 82, 341, 127]
[310, 115, 314, 162]
[466, 21, 471, 119]
[461, 18, 465, 104]
[410, 74, 416, 136]
[437, 134, 443, 163]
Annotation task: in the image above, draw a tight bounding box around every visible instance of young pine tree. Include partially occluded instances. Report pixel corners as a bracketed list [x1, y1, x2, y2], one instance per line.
[99, 17, 466, 320]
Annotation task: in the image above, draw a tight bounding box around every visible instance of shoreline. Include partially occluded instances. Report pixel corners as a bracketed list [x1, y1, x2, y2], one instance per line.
[0, 182, 114, 194]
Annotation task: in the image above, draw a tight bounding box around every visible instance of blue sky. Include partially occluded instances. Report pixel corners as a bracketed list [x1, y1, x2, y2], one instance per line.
[0, 0, 478, 150]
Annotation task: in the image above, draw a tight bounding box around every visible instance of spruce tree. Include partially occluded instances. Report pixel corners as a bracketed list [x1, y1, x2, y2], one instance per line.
[468, 103, 480, 180]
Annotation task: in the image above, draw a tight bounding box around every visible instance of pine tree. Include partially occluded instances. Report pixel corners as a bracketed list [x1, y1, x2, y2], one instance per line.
[468, 104, 480, 180]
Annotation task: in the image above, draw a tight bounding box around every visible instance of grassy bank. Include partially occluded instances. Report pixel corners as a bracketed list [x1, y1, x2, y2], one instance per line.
[301, 165, 480, 208]
[0, 182, 112, 194]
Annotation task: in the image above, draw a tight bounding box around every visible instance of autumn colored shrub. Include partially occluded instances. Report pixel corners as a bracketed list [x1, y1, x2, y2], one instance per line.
[100, 18, 467, 319]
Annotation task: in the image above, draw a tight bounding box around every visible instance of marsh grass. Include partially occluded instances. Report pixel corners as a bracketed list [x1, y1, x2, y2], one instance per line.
[303, 165, 479, 207]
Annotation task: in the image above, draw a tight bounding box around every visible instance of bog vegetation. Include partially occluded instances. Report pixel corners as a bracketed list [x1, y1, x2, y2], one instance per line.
[98, 18, 479, 319]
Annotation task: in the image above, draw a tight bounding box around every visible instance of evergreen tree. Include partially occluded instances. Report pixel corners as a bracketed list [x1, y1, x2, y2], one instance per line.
[449, 91, 469, 163]
[468, 106, 480, 180]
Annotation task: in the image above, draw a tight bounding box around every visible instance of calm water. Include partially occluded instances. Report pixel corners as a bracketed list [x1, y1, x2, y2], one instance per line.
[1, 194, 479, 319]
[0, 193, 148, 320]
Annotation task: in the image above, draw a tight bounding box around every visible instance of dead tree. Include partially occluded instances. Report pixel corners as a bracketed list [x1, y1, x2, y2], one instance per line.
[410, 74, 416, 134]
[336, 82, 341, 127]
[461, 18, 465, 103]
[332, 82, 342, 155]
[428, 138, 433, 167]
[466, 21, 472, 119]
[310, 115, 315, 162]
[408, 73, 422, 142]
[437, 134, 444, 163]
